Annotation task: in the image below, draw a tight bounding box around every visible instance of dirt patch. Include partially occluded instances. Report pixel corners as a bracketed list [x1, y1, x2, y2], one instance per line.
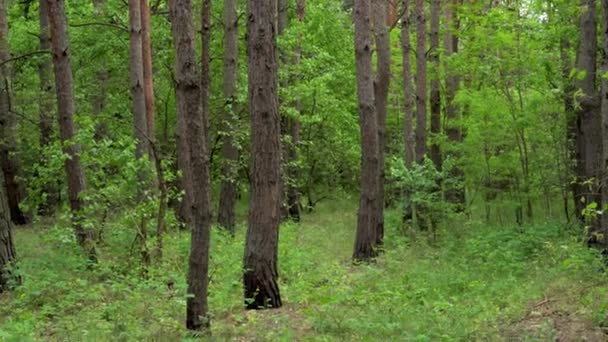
[505, 298, 608, 341]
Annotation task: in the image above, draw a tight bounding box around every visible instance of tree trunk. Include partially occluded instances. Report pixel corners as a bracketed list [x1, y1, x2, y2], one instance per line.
[243, 0, 282, 309]
[402, 0, 414, 168]
[444, 0, 465, 209]
[38, 0, 58, 216]
[217, 0, 240, 233]
[169, 0, 213, 331]
[415, 0, 427, 164]
[47, 0, 96, 260]
[429, 0, 441, 170]
[372, 0, 390, 246]
[92, 0, 109, 141]
[128, 0, 149, 160]
[141, 0, 155, 144]
[353, 0, 379, 262]
[0, 0, 29, 225]
[600, 0, 608, 248]
[0, 170, 17, 293]
[574, 0, 602, 245]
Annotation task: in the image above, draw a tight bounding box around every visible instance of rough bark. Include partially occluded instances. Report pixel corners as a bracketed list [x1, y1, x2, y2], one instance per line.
[47, 0, 96, 259]
[243, 0, 282, 309]
[373, 0, 390, 246]
[217, 0, 240, 233]
[444, 0, 465, 208]
[429, 0, 441, 170]
[141, 0, 156, 144]
[600, 0, 608, 248]
[0, 0, 29, 225]
[402, 0, 414, 169]
[0, 170, 16, 292]
[38, 0, 58, 216]
[169, 0, 213, 330]
[353, 0, 379, 262]
[128, 0, 149, 160]
[415, 0, 427, 164]
[574, 0, 602, 244]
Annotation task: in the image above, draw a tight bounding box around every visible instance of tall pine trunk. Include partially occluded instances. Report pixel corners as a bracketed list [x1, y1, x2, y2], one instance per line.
[128, 0, 149, 160]
[47, 0, 96, 259]
[217, 0, 240, 233]
[414, 0, 427, 164]
[372, 0, 390, 246]
[429, 0, 441, 170]
[169, 0, 213, 330]
[402, 0, 415, 222]
[600, 0, 608, 248]
[353, 0, 379, 261]
[0, 170, 17, 292]
[141, 0, 155, 145]
[243, 0, 283, 309]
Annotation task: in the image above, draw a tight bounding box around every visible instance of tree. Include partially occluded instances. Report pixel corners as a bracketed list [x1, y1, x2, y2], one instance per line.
[353, 0, 380, 261]
[402, 0, 415, 170]
[243, 0, 282, 309]
[372, 0, 390, 246]
[47, 0, 96, 259]
[415, 0, 426, 164]
[600, 0, 608, 247]
[141, 0, 155, 145]
[0, 169, 16, 293]
[169, 0, 213, 330]
[574, 0, 602, 244]
[38, 0, 58, 216]
[128, 0, 149, 160]
[217, 0, 239, 233]
[91, 0, 109, 141]
[0, 0, 29, 225]
[429, 0, 441, 170]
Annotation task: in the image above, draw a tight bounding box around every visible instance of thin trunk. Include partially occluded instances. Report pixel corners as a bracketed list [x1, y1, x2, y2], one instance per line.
[444, 0, 464, 209]
[47, 0, 96, 260]
[429, 0, 441, 170]
[217, 0, 240, 233]
[415, 0, 427, 164]
[373, 0, 390, 246]
[92, 0, 109, 140]
[600, 0, 608, 248]
[141, 0, 156, 144]
[169, 0, 213, 330]
[402, 0, 414, 168]
[38, 0, 58, 216]
[353, 0, 379, 261]
[0, 0, 29, 225]
[243, 0, 282, 309]
[128, 0, 149, 160]
[201, 0, 210, 142]
[0, 170, 17, 292]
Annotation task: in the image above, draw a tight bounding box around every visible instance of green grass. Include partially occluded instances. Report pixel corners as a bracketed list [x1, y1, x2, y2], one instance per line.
[1, 199, 607, 341]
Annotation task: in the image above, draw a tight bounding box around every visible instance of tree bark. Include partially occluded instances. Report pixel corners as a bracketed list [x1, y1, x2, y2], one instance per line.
[373, 0, 390, 246]
[38, 0, 58, 216]
[415, 0, 427, 164]
[243, 0, 282, 309]
[444, 0, 465, 209]
[574, 0, 602, 245]
[0, 170, 16, 292]
[402, 0, 414, 169]
[0, 0, 29, 225]
[353, 0, 379, 262]
[600, 0, 608, 248]
[217, 0, 239, 233]
[92, 0, 109, 141]
[429, 0, 441, 170]
[47, 0, 96, 259]
[141, 0, 156, 145]
[128, 0, 149, 160]
[169, 0, 213, 331]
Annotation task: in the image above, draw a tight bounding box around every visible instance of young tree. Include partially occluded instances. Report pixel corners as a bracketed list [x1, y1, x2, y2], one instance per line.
[141, 0, 155, 144]
[217, 0, 239, 233]
[47, 0, 96, 259]
[414, 0, 426, 164]
[429, 0, 441, 170]
[91, 0, 109, 141]
[128, 0, 149, 160]
[0, 170, 16, 293]
[402, 0, 414, 168]
[0, 0, 29, 225]
[372, 0, 390, 246]
[243, 0, 282, 309]
[353, 0, 380, 261]
[38, 0, 58, 215]
[169, 0, 213, 330]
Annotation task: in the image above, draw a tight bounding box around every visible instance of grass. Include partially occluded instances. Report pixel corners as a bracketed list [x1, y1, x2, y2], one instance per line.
[1, 198, 607, 341]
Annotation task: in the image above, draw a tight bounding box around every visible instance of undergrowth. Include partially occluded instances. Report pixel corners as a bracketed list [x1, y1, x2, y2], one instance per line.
[0, 199, 607, 341]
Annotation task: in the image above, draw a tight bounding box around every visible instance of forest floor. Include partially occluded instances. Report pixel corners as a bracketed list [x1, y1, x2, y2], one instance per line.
[1, 198, 608, 341]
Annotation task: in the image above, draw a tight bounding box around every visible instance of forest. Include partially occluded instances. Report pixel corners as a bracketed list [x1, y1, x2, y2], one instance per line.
[1, 0, 608, 339]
